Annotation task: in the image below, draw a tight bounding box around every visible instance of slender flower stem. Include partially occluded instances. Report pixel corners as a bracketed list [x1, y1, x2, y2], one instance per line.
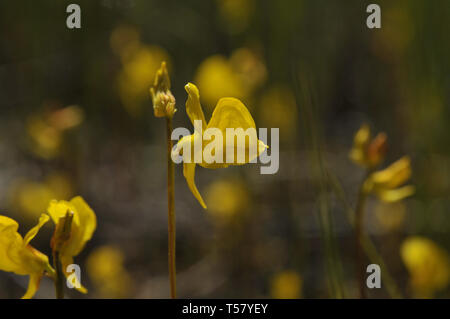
[53, 250, 64, 299]
[51, 211, 73, 299]
[354, 170, 374, 299]
[166, 116, 176, 299]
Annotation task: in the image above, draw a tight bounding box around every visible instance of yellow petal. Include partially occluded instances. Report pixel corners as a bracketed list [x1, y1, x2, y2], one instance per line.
[185, 83, 207, 128]
[375, 185, 415, 202]
[21, 273, 42, 299]
[371, 156, 412, 190]
[61, 255, 88, 294]
[183, 162, 207, 209]
[207, 97, 267, 164]
[69, 196, 97, 256]
[23, 214, 49, 246]
[0, 216, 22, 273]
[47, 199, 75, 225]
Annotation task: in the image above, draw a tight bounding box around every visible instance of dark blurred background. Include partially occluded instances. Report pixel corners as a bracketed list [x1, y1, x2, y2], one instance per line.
[0, 0, 448, 298]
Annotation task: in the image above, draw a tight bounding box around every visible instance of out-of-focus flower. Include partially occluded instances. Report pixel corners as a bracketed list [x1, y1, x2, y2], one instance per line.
[150, 62, 176, 118]
[270, 270, 302, 299]
[87, 245, 132, 298]
[229, 48, 266, 94]
[216, 0, 254, 34]
[195, 55, 246, 110]
[365, 156, 415, 203]
[172, 83, 267, 209]
[118, 46, 170, 116]
[47, 196, 97, 293]
[349, 124, 387, 169]
[111, 25, 170, 116]
[110, 25, 141, 62]
[401, 237, 450, 298]
[374, 201, 406, 233]
[0, 214, 53, 299]
[258, 85, 298, 141]
[195, 49, 266, 111]
[371, 3, 414, 62]
[10, 173, 74, 220]
[26, 105, 84, 159]
[205, 179, 249, 220]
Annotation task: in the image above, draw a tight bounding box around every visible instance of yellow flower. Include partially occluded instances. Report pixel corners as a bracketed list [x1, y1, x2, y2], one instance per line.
[0, 214, 53, 299]
[47, 196, 97, 293]
[87, 246, 132, 298]
[401, 237, 450, 298]
[365, 156, 415, 202]
[270, 270, 302, 299]
[349, 124, 387, 169]
[173, 83, 267, 209]
[26, 105, 84, 159]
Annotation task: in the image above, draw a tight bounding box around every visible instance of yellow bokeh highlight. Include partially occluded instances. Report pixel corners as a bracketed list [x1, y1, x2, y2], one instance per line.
[195, 48, 266, 112]
[111, 25, 170, 116]
[270, 270, 302, 299]
[258, 85, 298, 142]
[205, 179, 250, 220]
[10, 173, 74, 220]
[87, 245, 132, 298]
[401, 236, 450, 298]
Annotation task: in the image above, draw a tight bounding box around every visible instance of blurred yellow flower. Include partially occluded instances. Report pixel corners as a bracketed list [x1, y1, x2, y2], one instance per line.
[349, 124, 387, 169]
[205, 179, 249, 219]
[10, 173, 74, 220]
[26, 105, 84, 159]
[195, 49, 266, 111]
[173, 83, 267, 209]
[374, 201, 406, 233]
[216, 0, 254, 34]
[118, 45, 170, 116]
[87, 246, 132, 298]
[47, 196, 97, 293]
[270, 270, 302, 299]
[401, 237, 450, 298]
[110, 25, 141, 62]
[365, 156, 415, 203]
[0, 214, 53, 299]
[229, 48, 267, 94]
[258, 85, 298, 141]
[195, 55, 246, 110]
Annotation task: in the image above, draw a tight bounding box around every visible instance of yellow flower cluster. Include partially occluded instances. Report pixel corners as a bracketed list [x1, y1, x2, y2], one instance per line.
[0, 196, 96, 298]
[350, 124, 415, 203]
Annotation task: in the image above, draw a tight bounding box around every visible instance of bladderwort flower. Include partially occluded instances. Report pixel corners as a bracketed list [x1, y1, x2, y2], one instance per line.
[47, 196, 97, 296]
[0, 214, 54, 299]
[172, 82, 268, 209]
[349, 124, 414, 298]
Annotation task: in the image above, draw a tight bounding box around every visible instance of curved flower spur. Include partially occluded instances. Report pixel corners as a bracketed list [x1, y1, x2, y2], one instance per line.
[172, 82, 268, 209]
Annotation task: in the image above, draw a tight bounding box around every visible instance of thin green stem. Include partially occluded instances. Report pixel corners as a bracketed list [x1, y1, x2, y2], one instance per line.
[328, 171, 403, 298]
[53, 250, 64, 299]
[354, 181, 368, 299]
[51, 211, 73, 299]
[166, 117, 176, 299]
